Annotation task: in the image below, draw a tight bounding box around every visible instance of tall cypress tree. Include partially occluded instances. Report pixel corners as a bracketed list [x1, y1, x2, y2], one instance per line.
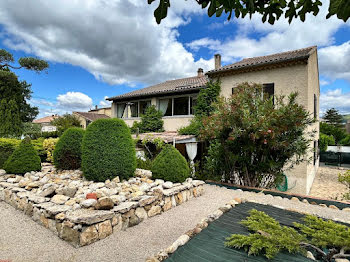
[0, 99, 22, 138]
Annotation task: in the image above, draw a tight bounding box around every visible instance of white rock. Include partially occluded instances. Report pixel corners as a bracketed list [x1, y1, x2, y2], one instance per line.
[81, 199, 97, 208]
[51, 194, 70, 205]
[163, 182, 173, 189]
[306, 251, 316, 261]
[0, 169, 6, 176]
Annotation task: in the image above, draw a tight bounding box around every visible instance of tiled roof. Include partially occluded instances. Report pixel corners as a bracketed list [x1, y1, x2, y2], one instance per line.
[107, 75, 208, 101]
[207, 46, 317, 75]
[33, 115, 59, 124]
[74, 112, 110, 121]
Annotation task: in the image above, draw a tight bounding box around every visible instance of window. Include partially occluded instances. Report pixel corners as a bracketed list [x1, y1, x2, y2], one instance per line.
[314, 94, 317, 119]
[159, 99, 172, 116]
[117, 103, 127, 118]
[139, 100, 151, 115]
[313, 140, 317, 165]
[174, 97, 189, 115]
[190, 97, 197, 115]
[263, 83, 274, 103]
[130, 102, 138, 117]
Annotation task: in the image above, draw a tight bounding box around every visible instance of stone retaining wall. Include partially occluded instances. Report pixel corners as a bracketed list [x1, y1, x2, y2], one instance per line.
[0, 168, 204, 247]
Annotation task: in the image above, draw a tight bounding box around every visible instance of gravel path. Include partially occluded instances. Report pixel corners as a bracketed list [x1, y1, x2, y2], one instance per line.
[1, 184, 350, 262]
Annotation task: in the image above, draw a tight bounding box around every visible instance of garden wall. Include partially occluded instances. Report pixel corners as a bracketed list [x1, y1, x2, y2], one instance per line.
[0, 169, 204, 247]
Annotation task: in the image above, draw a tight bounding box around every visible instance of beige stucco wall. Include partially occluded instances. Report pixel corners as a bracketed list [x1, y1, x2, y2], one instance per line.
[212, 57, 319, 195]
[73, 113, 87, 129]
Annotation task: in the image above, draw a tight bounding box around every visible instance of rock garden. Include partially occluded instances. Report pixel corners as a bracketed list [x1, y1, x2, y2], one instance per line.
[0, 118, 204, 248]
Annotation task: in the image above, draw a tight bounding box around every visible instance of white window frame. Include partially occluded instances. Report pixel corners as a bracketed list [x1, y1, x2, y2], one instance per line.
[157, 94, 197, 118]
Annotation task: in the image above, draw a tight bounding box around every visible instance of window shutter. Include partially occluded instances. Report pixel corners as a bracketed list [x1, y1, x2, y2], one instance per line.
[314, 94, 317, 119]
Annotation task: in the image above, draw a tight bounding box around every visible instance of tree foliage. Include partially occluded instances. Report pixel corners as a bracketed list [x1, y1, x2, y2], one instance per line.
[338, 170, 350, 200]
[201, 82, 315, 187]
[148, 0, 350, 25]
[178, 80, 221, 135]
[320, 122, 346, 144]
[0, 99, 23, 138]
[324, 108, 344, 128]
[226, 209, 350, 261]
[319, 133, 335, 152]
[0, 138, 20, 168]
[22, 122, 42, 139]
[0, 49, 48, 72]
[51, 114, 81, 136]
[133, 105, 164, 133]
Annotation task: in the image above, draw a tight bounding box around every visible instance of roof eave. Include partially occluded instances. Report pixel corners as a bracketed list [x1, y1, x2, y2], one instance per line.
[107, 85, 206, 102]
[206, 55, 310, 76]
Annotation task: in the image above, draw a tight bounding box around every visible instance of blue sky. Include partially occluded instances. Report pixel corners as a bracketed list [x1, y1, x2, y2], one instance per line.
[0, 0, 349, 118]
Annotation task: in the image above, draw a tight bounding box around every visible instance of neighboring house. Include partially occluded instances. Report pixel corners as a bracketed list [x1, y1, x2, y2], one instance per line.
[33, 115, 59, 132]
[73, 111, 110, 129]
[88, 106, 112, 117]
[107, 46, 320, 195]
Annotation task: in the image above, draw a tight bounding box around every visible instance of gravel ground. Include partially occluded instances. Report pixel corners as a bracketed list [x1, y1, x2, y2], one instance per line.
[1, 184, 350, 262]
[309, 166, 349, 201]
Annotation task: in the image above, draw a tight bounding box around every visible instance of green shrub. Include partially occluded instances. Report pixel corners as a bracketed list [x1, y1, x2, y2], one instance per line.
[53, 127, 85, 170]
[151, 145, 190, 183]
[43, 138, 59, 163]
[82, 118, 136, 182]
[178, 119, 200, 135]
[319, 133, 335, 152]
[4, 138, 41, 174]
[339, 135, 350, 146]
[0, 138, 20, 168]
[136, 157, 152, 170]
[139, 105, 164, 133]
[31, 138, 47, 162]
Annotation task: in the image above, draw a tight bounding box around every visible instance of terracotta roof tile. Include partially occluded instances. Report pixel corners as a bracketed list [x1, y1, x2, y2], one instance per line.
[74, 112, 110, 121]
[107, 75, 208, 101]
[33, 115, 59, 124]
[207, 46, 317, 75]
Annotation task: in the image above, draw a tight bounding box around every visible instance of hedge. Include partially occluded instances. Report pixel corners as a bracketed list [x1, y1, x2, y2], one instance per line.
[82, 118, 136, 182]
[43, 138, 59, 163]
[4, 138, 41, 174]
[53, 127, 85, 170]
[0, 138, 20, 169]
[151, 145, 190, 183]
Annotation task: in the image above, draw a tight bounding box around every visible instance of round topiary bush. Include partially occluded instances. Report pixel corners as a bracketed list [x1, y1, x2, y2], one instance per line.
[53, 127, 85, 170]
[4, 138, 41, 174]
[82, 118, 136, 182]
[151, 145, 190, 183]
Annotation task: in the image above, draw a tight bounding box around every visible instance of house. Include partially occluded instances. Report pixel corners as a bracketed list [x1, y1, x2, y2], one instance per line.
[88, 106, 112, 117]
[73, 111, 110, 129]
[107, 46, 320, 195]
[33, 114, 59, 132]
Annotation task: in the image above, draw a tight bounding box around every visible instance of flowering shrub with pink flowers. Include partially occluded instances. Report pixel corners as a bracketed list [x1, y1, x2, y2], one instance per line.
[200, 82, 315, 188]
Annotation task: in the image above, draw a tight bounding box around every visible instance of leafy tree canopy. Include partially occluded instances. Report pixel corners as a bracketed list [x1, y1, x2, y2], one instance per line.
[148, 0, 350, 25]
[0, 49, 48, 72]
[51, 114, 81, 136]
[133, 105, 164, 133]
[323, 107, 344, 128]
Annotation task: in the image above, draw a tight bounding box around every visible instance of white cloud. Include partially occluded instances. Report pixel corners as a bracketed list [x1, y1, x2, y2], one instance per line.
[318, 41, 350, 82]
[99, 96, 112, 108]
[320, 80, 330, 86]
[0, 0, 211, 86]
[185, 0, 350, 80]
[57, 92, 93, 111]
[320, 89, 350, 114]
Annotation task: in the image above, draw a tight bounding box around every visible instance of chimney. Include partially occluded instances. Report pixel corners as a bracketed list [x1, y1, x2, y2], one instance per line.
[214, 54, 221, 70]
[197, 68, 203, 77]
[95, 105, 98, 110]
